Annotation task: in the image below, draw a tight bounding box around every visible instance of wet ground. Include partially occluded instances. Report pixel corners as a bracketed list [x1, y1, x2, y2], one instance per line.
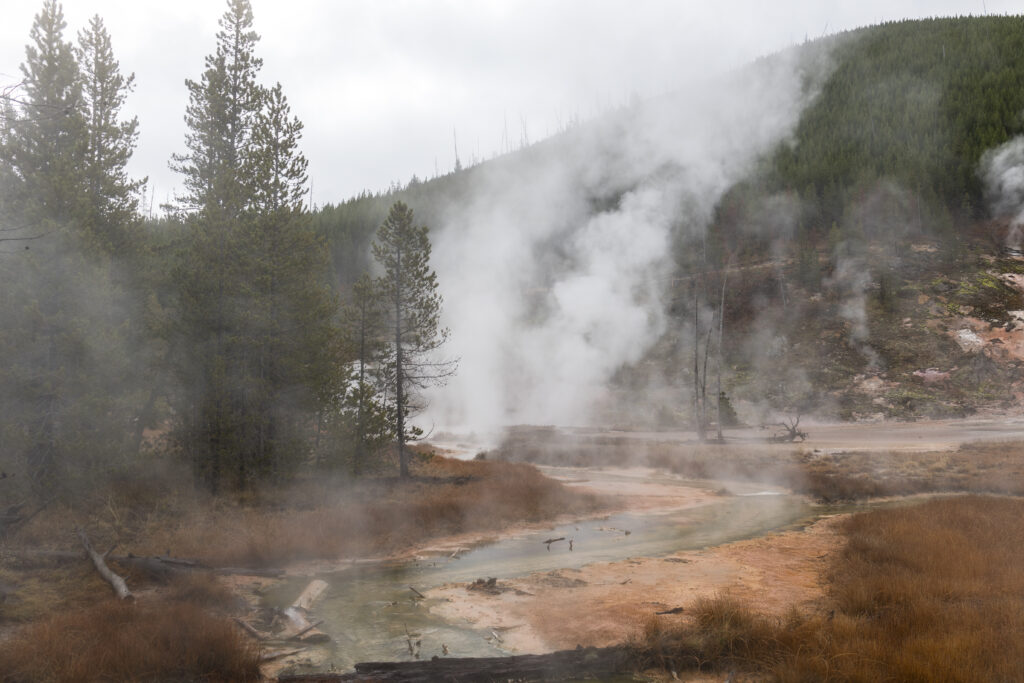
[267, 470, 823, 674]
[268, 418, 1024, 675]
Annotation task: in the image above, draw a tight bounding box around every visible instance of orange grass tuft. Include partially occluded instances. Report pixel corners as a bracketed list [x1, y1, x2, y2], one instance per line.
[0, 599, 261, 683]
[634, 495, 1024, 681]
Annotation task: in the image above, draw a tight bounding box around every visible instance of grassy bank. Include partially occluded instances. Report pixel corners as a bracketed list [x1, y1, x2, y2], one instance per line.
[636, 495, 1024, 681]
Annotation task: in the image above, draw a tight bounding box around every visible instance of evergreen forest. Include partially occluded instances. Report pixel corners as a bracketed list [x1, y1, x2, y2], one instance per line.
[4, 3, 1024, 504]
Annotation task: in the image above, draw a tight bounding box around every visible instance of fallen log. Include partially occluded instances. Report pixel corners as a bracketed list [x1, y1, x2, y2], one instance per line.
[78, 529, 133, 600]
[2, 548, 283, 577]
[289, 619, 325, 642]
[281, 579, 330, 643]
[276, 645, 633, 682]
[261, 647, 305, 663]
[293, 579, 329, 610]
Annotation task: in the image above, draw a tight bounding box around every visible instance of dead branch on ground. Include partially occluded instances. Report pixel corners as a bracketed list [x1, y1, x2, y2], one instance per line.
[78, 529, 133, 600]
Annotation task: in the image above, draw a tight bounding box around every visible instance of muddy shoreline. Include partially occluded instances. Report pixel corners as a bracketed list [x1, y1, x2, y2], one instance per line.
[425, 501, 842, 654]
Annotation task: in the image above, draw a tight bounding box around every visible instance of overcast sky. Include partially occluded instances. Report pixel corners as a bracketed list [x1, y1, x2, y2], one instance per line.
[0, 1, 1016, 208]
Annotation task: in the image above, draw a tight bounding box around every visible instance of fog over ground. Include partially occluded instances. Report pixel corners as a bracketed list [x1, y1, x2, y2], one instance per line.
[0, 1, 1016, 204]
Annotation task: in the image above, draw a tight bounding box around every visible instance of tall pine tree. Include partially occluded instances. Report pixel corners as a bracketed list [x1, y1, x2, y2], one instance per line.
[0, 1, 142, 497]
[373, 201, 456, 478]
[76, 14, 144, 253]
[170, 0, 338, 492]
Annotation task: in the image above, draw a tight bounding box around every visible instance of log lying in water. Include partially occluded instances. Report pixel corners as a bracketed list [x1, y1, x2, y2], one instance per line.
[281, 579, 330, 643]
[277, 644, 632, 682]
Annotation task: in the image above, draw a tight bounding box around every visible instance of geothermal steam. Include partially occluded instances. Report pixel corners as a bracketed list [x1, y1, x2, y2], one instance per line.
[426, 49, 830, 431]
[982, 136, 1024, 251]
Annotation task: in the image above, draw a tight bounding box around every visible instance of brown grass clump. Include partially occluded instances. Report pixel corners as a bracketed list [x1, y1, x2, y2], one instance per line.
[634, 495, 1024, 681]
[161, 572, 244, 612]
[0, 599, 261, 683]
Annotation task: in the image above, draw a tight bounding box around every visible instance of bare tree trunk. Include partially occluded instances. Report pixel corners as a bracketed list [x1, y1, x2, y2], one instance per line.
[692, 277, 706, 442]
[716, 267, 728, 442]
[395, 246, 408, 479]
[355, 311, 367, 476]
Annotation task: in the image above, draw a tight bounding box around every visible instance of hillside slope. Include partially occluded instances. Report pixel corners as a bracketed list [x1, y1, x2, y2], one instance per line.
[318, 16, 1024, 426]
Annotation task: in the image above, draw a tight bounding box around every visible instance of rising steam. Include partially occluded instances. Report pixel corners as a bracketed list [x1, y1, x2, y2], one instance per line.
[425, 47, 833, 433]
[982, 136, 1024, 251]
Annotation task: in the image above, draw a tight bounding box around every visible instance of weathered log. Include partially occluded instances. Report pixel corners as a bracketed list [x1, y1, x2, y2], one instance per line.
[293, 579, 329, 610]
[261, 647, 305, 663]
[78, 529, 133, 600]
[276, 645, 633, 682]
[281, 579, 330, 643]
[289, 619, 324, 641]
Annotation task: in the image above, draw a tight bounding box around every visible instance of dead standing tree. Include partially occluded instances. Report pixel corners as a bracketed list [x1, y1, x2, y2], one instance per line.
[688, 267, 728, 443]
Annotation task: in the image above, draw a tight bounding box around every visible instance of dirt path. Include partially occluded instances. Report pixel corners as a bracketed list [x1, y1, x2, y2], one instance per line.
[427, 514, 842, 653]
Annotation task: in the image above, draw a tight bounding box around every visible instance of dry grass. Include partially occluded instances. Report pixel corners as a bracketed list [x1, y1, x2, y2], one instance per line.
[634, 495, 1024, 681]
[3, 455, 608, 618]
[108, 456, 608, 567]
[0, 598, 261, 683]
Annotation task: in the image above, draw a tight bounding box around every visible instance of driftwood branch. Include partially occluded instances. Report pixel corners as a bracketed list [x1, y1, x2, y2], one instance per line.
[78, 529, 133, 600]
[765, 414, 808, 443]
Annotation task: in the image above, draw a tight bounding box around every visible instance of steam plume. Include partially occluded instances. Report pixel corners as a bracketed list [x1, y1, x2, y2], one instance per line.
[981, 136, 1024, 251]
[426, 47, 832, 433]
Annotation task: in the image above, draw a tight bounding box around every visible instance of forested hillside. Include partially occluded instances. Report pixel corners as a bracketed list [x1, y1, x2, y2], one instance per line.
[318, 16, 1024, 278]
[313, 15, 1024, 425]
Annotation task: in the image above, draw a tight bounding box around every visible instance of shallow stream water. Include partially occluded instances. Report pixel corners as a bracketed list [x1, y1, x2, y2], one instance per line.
[266, 468, 839, 674]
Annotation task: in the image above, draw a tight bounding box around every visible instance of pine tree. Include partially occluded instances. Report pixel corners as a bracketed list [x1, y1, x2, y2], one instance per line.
[170, 0, 265, 491]
[0, 2, 140, 497]
[336, 274, 392, 475]
[76, 14, 144, 253]
[241, 81, 337, 484]
[170, 0, 262, 222]
[372, 201, 456, 478]
[5, 0, 86, 231]
[170, 0, 339, 492]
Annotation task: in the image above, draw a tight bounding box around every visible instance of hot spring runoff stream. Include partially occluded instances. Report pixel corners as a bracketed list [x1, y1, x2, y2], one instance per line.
[263, 468, 838, 674]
